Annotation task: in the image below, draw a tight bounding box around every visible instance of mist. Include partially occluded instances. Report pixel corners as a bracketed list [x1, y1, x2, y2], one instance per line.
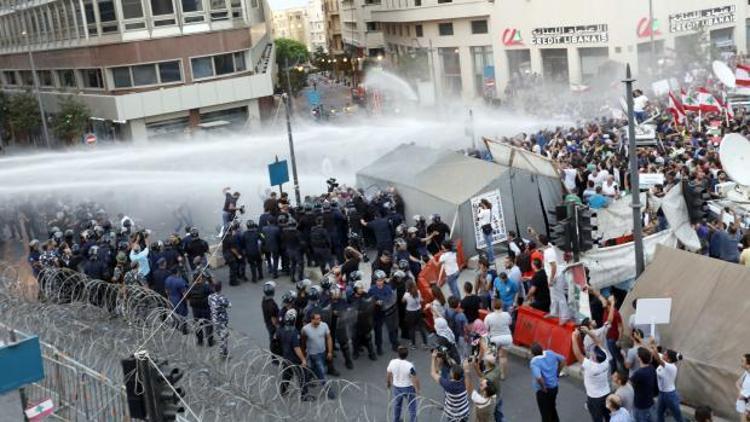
[0, 103, 557, 238]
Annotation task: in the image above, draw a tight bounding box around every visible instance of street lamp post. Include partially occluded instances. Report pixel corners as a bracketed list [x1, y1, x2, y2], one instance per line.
[648, 0, 656, 73]
[23, 30, 51, 148]
[284, 56, 294, 116]
[623, 64, 645, 277]
[282, 93, 302, 206]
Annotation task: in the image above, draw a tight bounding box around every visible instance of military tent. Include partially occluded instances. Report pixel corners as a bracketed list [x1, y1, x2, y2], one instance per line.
[621, 245, 750, 418]
[355, 144, 563, 257]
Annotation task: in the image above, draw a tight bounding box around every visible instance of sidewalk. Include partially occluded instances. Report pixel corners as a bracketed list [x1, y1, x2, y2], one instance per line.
[0, 392, 23, 422]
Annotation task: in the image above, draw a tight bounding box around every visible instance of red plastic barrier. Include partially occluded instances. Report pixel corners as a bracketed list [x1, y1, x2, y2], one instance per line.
[513, 306, 577, 365]
[416, 240, 467, 331]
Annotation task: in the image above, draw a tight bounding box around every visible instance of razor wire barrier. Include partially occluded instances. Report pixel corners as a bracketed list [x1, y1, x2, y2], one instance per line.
[0, 261, 447, 421]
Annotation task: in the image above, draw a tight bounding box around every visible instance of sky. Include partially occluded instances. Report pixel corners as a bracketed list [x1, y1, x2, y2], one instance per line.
[268, 0, 308, 10]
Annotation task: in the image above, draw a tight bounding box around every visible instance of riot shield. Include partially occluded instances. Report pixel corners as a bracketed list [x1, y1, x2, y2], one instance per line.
[335, 304, 358, 341]
[356, 297, 375, 332]
[382, 292, 399, 333]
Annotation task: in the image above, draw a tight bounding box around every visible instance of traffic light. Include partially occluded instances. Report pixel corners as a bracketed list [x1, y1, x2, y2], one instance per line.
[575, 207, 597, 253]
[549, 204, 574, 252]
[121, 356, 147, 419]
[682, 180, 710, 224]
[149, 360, 185, 421]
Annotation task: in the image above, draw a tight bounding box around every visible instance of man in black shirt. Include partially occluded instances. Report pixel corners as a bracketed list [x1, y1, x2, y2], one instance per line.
[526, 258, 550, 312]
[426, 214, 450, 255]
[630, 347, 658, 421]
[184, 227, 209, 267]
[277, 309, 312, 400]
[261, 281, 279, 345]
[221, 227, 242, 286]
[460, 282, 482, 323]
[221, 187, 240, 235]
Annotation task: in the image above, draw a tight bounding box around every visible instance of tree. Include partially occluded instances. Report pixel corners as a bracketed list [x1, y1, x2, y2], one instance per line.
[7, 91, 40, 144]
[52, 96, 90, 145]
[0, 91, 10, 143]
[275, 38, 310, 96]
[312, 47, 333, 71]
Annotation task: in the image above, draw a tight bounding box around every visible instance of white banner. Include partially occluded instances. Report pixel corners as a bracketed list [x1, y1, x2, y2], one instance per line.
[656, 183, 701, 251]
[471, 190, 508, 249]
[581, 230, 677, 289]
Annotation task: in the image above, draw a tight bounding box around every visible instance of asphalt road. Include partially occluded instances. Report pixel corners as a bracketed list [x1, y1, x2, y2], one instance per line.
[218, 259, 589, 421]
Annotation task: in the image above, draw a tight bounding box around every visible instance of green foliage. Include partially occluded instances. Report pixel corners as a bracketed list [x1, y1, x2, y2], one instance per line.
[0, 91, 9, 137]
[7, 91, 40, 143]
[312, 47, 333, 71]
[275, 38, 310, 96]
[52, 96, 90, 145]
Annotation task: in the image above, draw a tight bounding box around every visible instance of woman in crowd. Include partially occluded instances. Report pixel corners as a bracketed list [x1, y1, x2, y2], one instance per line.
[402, 280, 429, 350]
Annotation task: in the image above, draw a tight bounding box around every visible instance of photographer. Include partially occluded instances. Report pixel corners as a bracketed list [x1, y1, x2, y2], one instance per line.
[430, 349, 471, 422]
[434, 317, 462, 377]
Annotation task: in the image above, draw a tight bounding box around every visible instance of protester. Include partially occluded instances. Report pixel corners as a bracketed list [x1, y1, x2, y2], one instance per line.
[387, 345, 420, 422]
[572, 328, 611, 422]
[630, 347, 658, 422]
[302, 311, 336, 399]
[485, 299, 513, 379]
[607, 394, 634, 422]
[529, 342, 566, 422]
[651, 346, 684, 422]
[437, 240, 461, 299]
[431, 350, 471, 422]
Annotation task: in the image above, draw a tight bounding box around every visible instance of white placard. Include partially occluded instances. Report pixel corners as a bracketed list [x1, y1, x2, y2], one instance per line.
[634, 298, 672, 325]
[639, 173, 665, 188]
[471, 189, 507, 249]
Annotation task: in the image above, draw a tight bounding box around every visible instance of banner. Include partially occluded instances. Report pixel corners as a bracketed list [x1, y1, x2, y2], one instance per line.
[531, 24, 608, 45]
[669, 5, 736, 33]
[471, 190, 507, 249]
[565, 263, 591, 321]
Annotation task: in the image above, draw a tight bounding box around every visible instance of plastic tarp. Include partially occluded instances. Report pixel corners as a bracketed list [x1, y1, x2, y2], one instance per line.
[581, 230, 677, 289]
[595, 193, 647, 241]
[620, 245, 750, 419]
[650, 183, 701, 251]
[483, 138, 560, 178]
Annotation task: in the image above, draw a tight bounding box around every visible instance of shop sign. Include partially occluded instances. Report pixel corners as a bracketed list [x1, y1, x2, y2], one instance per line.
[669, 5, 735, 33]
[531, 24, 608, 46]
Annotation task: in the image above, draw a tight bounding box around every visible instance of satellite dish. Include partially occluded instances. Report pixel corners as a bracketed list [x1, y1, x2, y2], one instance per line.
[712, 60, 736, 89]
[720, 133, 750, 186]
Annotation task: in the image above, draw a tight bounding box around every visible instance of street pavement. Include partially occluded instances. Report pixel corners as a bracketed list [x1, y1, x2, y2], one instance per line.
[218, 255, 589, 421]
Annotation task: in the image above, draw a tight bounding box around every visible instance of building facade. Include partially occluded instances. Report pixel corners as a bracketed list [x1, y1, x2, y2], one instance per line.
[272, 6, 309, 46]
[307, 0, 327, 52]
[372, 0, 750, 100]
[324, 0, 342, 54]
[0, 0, 275, 142]
[339, 0, 384, 58]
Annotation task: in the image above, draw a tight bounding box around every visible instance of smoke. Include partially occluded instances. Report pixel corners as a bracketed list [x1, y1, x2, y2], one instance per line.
[0, 106, 550, 238]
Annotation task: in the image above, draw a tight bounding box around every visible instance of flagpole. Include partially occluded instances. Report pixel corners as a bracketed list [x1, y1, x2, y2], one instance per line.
[724, 92, 729, 126]
[698, 109, 702, 132]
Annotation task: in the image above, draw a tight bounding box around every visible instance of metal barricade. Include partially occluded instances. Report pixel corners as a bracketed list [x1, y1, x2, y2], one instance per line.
[22, 341, 131, 422]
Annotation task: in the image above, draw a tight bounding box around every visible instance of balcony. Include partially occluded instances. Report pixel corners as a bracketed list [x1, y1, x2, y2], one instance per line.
[342, 28, 384, 49]
[371, 0, 490, 23]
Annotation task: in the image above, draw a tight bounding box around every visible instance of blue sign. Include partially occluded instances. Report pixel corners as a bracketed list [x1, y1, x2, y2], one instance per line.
[0, 335, 44, 394]
[268, 160, 290, 187]
[306, 90, 321, 106]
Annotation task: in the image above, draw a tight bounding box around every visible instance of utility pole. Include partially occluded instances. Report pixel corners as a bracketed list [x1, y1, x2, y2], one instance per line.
[284, 56, 294, 116]
[623, 64, 645, 277]
[23, 30, 50, 148]
[283, 93, 302, 206]
[648, 0, 655, 74]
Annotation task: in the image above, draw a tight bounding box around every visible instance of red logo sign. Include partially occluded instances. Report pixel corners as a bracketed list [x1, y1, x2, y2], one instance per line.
[502, 28, 524, 46]
[637, 17, 661, 38]
[85, 133, 97, 145]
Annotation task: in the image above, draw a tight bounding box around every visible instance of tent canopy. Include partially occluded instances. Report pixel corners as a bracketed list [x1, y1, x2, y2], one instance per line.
[621, 245, 750, 418]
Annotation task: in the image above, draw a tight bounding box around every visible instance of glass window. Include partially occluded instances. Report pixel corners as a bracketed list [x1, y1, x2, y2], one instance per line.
[233, 52, 246, 71]
[438, 22, 453, 36]
[210, 0, 225, 10]
[57, 69, 77, 87]
[471, 20, 487, 34]
[415, 24, 423, 37]
[158, 61, 181, 82]
[191, 57, 213, 79]
[37, 70, 54, 86]
[20, 70, 34, 86]
[436, 0, 450, 3]
[112, 67, 132, 88]
[150, 0, 174, 15]
[132, 64, 158, 85]
[181, 0, 202, 12]
[81, 68, 104, 88]
[414, 0, 420, 5]
[213, 53, 234, 75]
[121, 0, 144, 19]
[3, 71, 17, 85]
[98, 0, 117, 23]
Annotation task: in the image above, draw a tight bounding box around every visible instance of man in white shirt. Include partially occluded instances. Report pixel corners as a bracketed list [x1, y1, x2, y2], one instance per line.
[545, 250, 571, 324]
[601, 175, 620, 199]
[387, 346, 420, 422]
[633, 89, 649, 123]
[572, 329, 612, 422]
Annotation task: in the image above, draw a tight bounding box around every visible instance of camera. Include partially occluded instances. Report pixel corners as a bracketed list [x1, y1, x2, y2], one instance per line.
[238, 205, 246, 214]
[326, 178, 339, 193]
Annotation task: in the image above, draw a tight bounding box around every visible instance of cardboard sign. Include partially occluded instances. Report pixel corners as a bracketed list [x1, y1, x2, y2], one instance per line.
[634, 298, 672, 325]
[471, 190, 508, 249]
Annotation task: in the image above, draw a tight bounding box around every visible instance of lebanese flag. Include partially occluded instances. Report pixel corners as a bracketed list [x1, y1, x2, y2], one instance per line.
[681, 88, 700, 111]
[717, 94, 735, 119]
[667, 91, 686, 125]
[736, 63, 750, 87]
[25, 399, 54, 421]
[696, 87, 721, 113]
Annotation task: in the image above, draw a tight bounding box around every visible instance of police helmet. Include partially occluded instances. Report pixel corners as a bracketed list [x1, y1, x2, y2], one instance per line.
[94, 225, 104, 235]
[29, 239, 40, 249]
[353, 280, 366, 292]
[373, 269, 387, 280]
[246, 220, 257, 229]
[53, 231, 64, 240]
[431, 214, 441, 223]
[349, 270, 363, 282]
[277, 214, 289, 226]
[322, 201, 331, 211]
[64, 229, 74, 238]
[395, 238, 407, 249]
[88, 245, 100, 257]
[71, 243, 81, 254]
[150, 241, 161, 251]
[393, 270, 406, 281]
[263, 281, 276, 296]
[398, 259, 410, 270]
[413, 215, 423, 223]
[329, 285, 342, 299]
[320, 276, 333, 290]
[308, 285, 322, 302]
[49, 226, 61, 236]
[190, 227, 199, 237]
[296, 279, 312, 292]
[283, 308, 298, 325]
[281, 290, 297, 305]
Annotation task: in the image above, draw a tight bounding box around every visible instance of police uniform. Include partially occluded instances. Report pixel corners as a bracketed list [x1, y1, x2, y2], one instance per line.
[208, 292, 231, 357]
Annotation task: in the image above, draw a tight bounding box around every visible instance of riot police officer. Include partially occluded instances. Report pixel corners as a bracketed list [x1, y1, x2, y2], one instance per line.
[426, 214, 451, 255]
[369, 270, 399, 354]
[187, 274, 214, 347]
[83, 245, 107, 280]
[280, 218, 303, 283]
[310, 217, 333, 275]
[184, 227, 209, 269]
[222, 226, 242, 286]
[327, 285, 354, 369]
[261, 217, 281, 278]
[350, 280, 377, 361]
[261, 281, 279, 346]
[242, 220, 264, 283]
[276, 309, 312, 401]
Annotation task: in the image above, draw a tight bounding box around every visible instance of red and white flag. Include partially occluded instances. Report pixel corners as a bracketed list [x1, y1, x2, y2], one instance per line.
[736, 63, 750, 87]
[681, 88, 700, 111]
[667, 91, 686, 125]
[717, 94, 735, 119]
[696, 87, 721, 113]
